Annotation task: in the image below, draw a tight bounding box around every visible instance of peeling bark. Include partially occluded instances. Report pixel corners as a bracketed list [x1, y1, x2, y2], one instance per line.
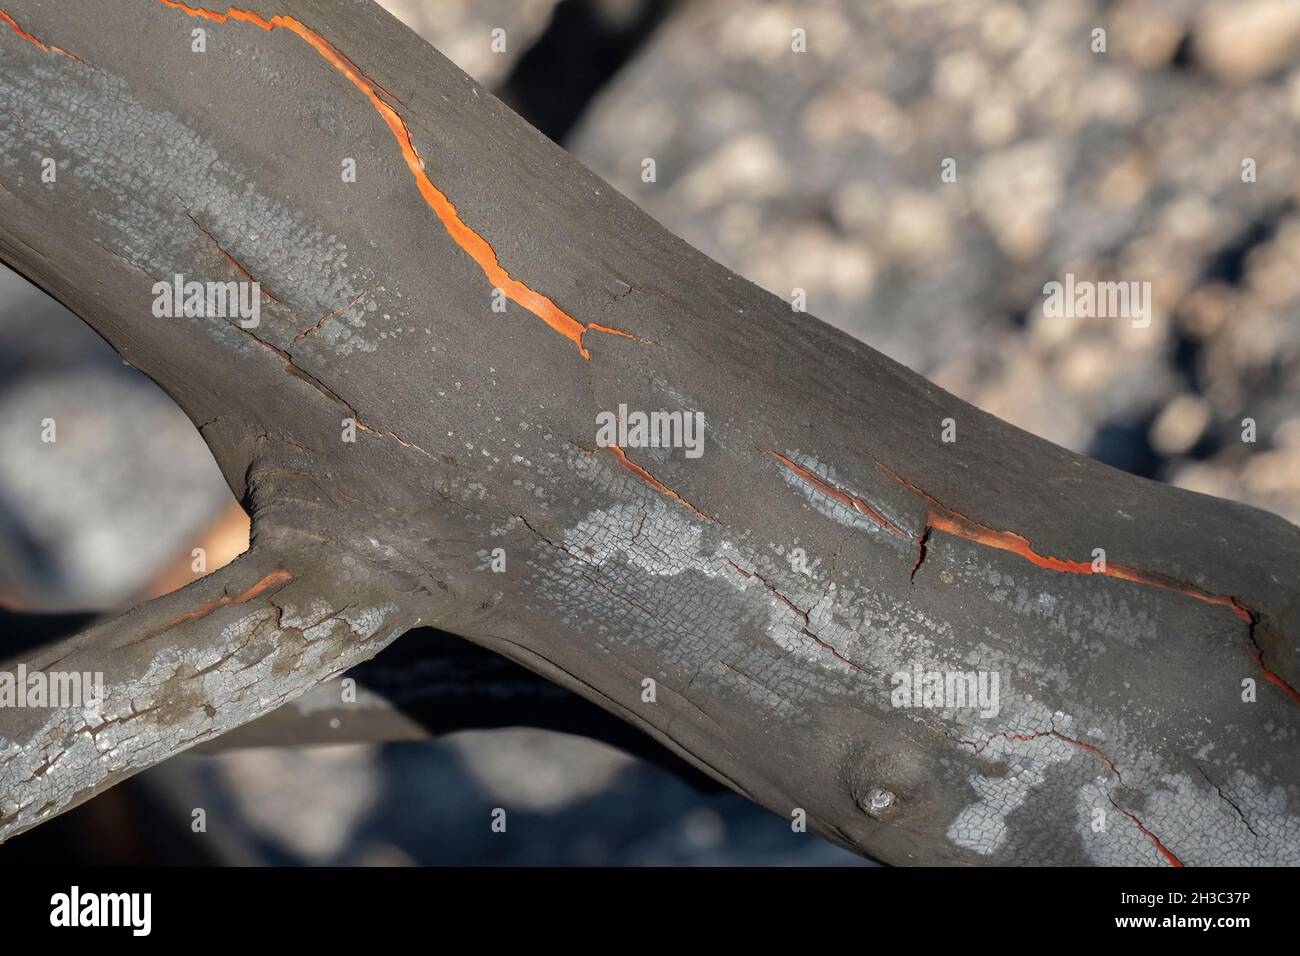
[1, 0, 1298, 864]
[0, 538, 426, 838]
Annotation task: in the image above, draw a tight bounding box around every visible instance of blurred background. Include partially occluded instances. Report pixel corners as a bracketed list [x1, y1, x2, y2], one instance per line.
[2, 0, 1299, 865]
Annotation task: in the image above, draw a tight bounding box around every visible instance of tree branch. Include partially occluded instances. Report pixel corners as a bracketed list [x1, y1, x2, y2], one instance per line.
[0, 539, 421, 842]
[0, 0, 1296, 864]
[206, 628, 724, 790]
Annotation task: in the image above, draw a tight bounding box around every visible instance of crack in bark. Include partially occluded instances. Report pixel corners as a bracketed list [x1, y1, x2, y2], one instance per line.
[224, 320, 433, 457]
[117, 569, 292, 648]
[765, 450, 908, 538]
[576, 569, 660, 621]
[963, 727, 1122, 781]
[1109, 798, 1185, 867]
[185, 210, 283, 302]
[605, 446, 715, 522]
[83, 704, 163, 740]
[1246, 632, 1300, 704]
[0, 9, 85, 62]
[910, 526, 930, 582]
[293, 288, 370, 341]
[269, 599, 353, 642]
[871, 453, 1255, 625]
[722, 558, 809, 626]
[516, 513, 597, 568]
[716, 658, 786, 700]
[799, 626, 870, 674]
[769, 445, 1298, 707]
[958, 722, 1184, 866]
[878, 457, 1300, 705]
[155, 0, 637, 358]
[1197, 765, 1259, 838]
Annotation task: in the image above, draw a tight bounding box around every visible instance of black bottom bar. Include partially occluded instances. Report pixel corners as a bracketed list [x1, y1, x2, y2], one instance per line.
[4, 865, 1289, 942]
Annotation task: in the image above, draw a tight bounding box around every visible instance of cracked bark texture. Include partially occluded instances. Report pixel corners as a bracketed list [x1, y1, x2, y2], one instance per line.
[0, 0, 1298, 864]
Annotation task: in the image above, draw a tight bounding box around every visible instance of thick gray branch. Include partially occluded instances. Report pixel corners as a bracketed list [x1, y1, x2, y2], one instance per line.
[0, 0, 1297, 864]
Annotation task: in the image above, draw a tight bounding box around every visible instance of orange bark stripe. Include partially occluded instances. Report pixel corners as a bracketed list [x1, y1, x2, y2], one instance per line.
[0, 9, 85, 61]
[128, 569, 292, 645]
[607, 446, 714, 522]
[155, 1, 631, 358]
[767, 451, 908, 538]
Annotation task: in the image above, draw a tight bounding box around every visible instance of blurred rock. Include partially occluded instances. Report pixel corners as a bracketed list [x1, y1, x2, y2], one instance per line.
[0, 270, 234, 612]
[220, 746, 383, 861]
[1194, 0, 1300, 83]
[168, 732, 871, 866]
[1150, 393, 1211, 455]
[447, 727, 633, 813]
[1111, 0, 1187, 69]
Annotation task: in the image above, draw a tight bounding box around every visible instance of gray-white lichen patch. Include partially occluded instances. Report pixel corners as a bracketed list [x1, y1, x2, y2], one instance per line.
[337, 605, 395, 640]
[518, 451, 979, 723]
[564, 501, 706, 577]
[0, 58, 392, 355]
[496, 441, 1300, 864]
[0, 592, 400, 842]
[775, 452, 905, 542]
